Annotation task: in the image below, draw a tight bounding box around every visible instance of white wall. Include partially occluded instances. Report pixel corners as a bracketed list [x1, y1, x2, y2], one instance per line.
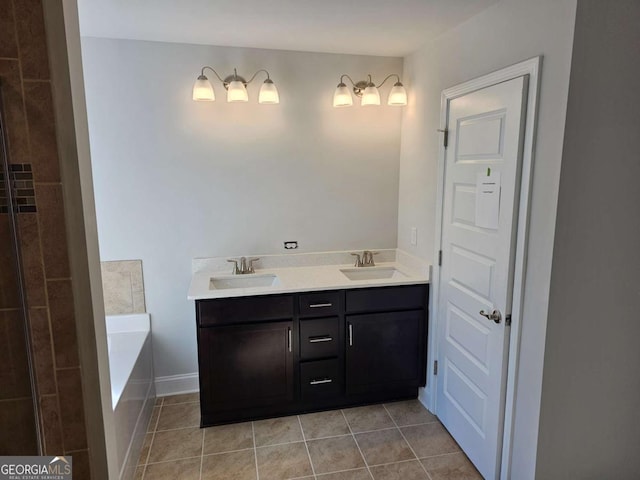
[396, 0, 576, 477]
[81, 38, 403, 381]
[537, 1, 640, 478]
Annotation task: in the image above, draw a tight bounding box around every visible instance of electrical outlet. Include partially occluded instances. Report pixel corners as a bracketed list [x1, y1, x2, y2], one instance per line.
[411, 227, 418, 246]
[284, 241, 298, 250]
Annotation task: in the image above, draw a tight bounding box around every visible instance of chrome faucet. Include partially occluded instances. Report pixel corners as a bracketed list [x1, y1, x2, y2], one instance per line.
[227, 256, 260, 274]
[350, 251, 378, 267]
[362, 250, 378, 267]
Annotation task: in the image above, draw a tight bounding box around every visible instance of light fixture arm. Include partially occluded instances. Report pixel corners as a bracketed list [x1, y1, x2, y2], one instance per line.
[246, 69, 272, 84]
[200, 66, 225, 83]
[376, 74, 402, 88]
[339, 74, 359, 88]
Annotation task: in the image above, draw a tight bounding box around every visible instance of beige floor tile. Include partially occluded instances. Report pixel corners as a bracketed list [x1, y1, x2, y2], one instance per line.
[343, 405, 395, 433]
[134, 466, 144, 480]
[154, 397, 164, 406]
[384, 400, 437, 426]
[300, 410, 351, 439]
[256, 441, 313, 480]
[307, 435, 366, 474]
[163, 392, 200, 405]
[148, 427, 203, 463]
[143, 458, 201, 480]
[253, 415, 303, 447]
[421, 452, 483, 480]
[147, 406, 160, 433]
[316, 469, 372, 480]
[355, 429, 415, 466]
[204, 421, 253, 455]
[138, 433, 153, 465]
[370, 460, 429, 479]
[201, 449, 257, 480]
[401, 423, 460, 459]
[156, 402, 201, 431]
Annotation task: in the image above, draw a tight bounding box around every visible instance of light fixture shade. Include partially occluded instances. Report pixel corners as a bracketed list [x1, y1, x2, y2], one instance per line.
[388, 82, 407, 106]
[333, 83, 353, 107]
[361, 85, 380, 106]
[192, 75, 215, 101]
[227, 80, 248, 102]
[258, 79, 279, 104]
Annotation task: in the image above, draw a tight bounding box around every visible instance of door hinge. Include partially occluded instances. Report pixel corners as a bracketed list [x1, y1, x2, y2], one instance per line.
[438, 128, 448, 148]
[433, 360, 438, 375]
[506, 314, 512, 326]
[438, 250, 442, 266]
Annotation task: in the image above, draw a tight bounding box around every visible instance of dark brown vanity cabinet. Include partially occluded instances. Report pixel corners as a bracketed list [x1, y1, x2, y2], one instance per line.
[196, 284, 428, 426]
[197, 294, 295, 424]
[346, 310, 424, 395]
[345, 285, 428, 396]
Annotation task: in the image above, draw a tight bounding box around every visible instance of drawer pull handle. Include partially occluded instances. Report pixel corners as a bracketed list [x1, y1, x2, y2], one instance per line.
[309, 303, 333, 308]
[309, 336, 333, 343]
[310, 378, 333, 385]
[348, 323, 353, 346]
[288, 327, 292, 353]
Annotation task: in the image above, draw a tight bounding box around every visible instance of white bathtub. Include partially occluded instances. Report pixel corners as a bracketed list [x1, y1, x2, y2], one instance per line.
[106, 314, 155, 480]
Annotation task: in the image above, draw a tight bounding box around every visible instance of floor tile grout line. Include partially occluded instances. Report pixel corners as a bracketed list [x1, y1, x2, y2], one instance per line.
[143, 455, 203, 467]
[297, 415, 317, 477]
[201, 447, 255, 458]
[155, 424, 202, 433]
[252, 421, 260, 480]
[340, 409, 374, 480]
[199, 428, 204, 480]
[314, 466, 371, 477]
[382, 404, 433, 480]
[140, 402, 161, 474]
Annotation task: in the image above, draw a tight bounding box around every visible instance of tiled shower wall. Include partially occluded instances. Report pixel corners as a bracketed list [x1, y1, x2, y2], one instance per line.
[101, 260, 146, 316]
[0, 0, 91, 476]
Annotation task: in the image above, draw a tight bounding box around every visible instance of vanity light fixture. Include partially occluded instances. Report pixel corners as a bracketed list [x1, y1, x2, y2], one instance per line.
[333, 74, 407, 107]
[192, 67, 279, 104]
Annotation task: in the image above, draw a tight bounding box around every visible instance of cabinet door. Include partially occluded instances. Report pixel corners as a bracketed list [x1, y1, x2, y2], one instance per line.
[346, 310, 423, 395]
[199, 321, 294, 412]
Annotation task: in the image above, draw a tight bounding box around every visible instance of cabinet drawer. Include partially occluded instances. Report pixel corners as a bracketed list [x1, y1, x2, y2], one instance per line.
[345, 285, 427, 313]
[298, 291, 341, 317]
[300, 359, 343, 400]
[300, 317, 340, 360]
[198, 295, 294, 327]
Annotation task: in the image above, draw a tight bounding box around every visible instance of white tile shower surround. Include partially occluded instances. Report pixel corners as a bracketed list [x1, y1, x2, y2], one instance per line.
[136, 394, 482, 480]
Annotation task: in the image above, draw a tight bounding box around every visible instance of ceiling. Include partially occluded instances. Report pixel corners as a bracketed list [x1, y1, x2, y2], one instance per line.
[77, 0, 498, 57]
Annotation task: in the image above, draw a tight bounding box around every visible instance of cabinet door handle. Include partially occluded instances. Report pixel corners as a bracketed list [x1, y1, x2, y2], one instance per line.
[309, 303, 332, 308]
[288, 327, 292, 352]
[309, 336, 333, 343]
[348, 323, 353, 346]
[310, 378, 333, 385]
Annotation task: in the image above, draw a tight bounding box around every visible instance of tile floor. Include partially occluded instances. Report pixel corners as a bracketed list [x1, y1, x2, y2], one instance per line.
[136, 393, 483, 480]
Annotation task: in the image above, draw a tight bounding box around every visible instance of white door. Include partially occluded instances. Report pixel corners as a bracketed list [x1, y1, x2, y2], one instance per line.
[436, 76, 528, 479]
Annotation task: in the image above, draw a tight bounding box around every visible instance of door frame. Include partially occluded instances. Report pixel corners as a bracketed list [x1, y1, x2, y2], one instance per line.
[428, 56, 542, 479]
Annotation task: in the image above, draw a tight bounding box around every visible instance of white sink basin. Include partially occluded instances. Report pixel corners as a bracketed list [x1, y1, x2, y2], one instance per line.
[210, 274, 279, 290]
[340, 267, 408, 281]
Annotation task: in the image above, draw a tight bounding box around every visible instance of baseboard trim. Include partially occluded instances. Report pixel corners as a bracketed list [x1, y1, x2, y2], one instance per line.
[155, 373, 199, 397]
[418, 386, 433, 414]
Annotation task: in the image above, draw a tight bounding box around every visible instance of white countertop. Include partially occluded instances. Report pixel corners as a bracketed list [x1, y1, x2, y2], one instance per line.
[188, 261, 429, 300]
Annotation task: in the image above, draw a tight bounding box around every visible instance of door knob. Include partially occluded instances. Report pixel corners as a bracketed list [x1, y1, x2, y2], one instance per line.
[479, 309, 502, 324]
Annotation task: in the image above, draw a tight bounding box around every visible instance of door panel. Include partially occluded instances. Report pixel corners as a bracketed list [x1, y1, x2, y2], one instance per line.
[436, 76, 528, 479]
[199, 321, 294, 413]
[346, 310, 422, 395]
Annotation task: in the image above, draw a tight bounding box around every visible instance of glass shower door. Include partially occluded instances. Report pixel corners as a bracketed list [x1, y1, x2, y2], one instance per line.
[0, 82, 41, 455]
